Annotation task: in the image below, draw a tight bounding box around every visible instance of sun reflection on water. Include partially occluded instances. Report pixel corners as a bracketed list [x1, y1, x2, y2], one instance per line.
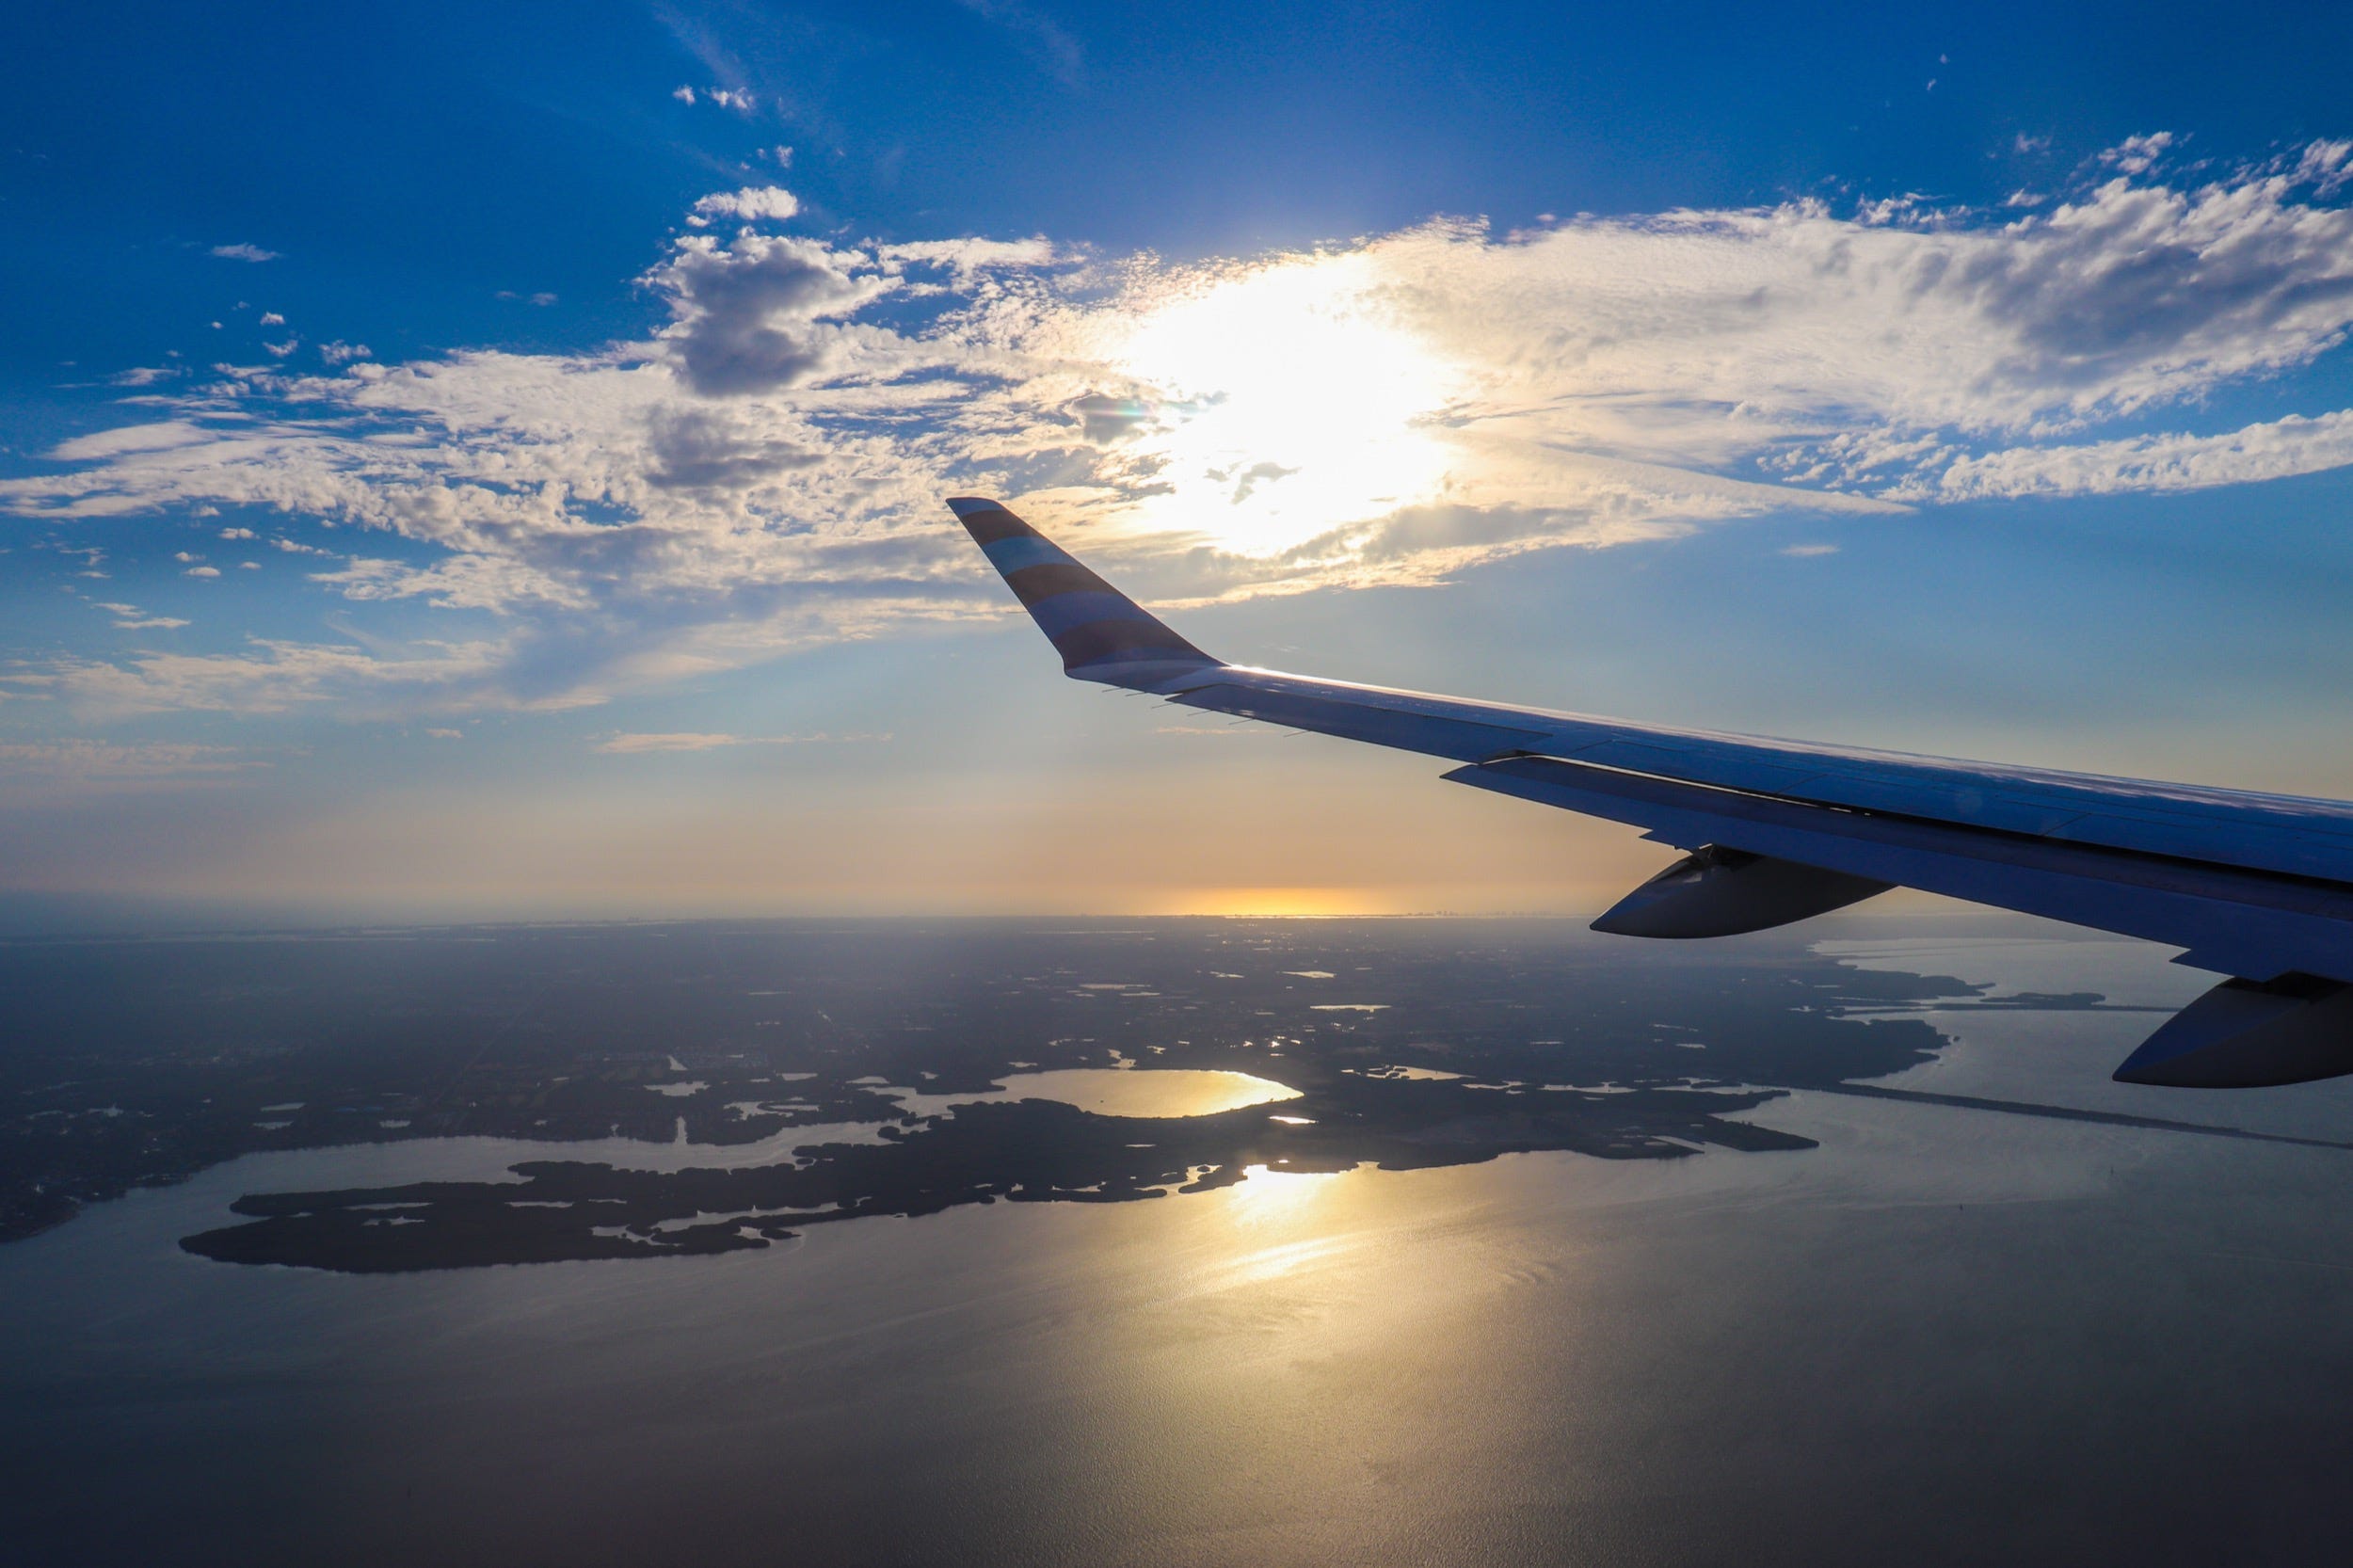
[879, 1067, 1299, 1119]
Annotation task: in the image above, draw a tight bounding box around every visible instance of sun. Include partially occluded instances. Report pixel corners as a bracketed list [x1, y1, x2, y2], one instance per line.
[1106, 252, 1461, 557]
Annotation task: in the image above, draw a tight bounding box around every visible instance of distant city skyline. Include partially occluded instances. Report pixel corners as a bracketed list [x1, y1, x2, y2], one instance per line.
[6, 1, 2353, 925]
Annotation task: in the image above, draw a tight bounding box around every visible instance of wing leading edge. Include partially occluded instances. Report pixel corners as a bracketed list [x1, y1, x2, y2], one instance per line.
[950, 497, 2353, 1087]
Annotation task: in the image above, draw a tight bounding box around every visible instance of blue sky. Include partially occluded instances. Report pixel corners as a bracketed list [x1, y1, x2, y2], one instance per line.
[6, 0, 2353, 926]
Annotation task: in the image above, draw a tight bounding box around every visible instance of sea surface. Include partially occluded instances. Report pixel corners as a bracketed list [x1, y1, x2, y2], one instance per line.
[7, 917, 2353, 1566]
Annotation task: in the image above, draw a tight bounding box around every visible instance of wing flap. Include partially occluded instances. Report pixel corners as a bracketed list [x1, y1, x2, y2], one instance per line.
[1447, 753, 2353, 984]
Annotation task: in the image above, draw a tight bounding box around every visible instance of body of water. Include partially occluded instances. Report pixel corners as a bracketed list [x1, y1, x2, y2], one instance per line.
[7, 920, 2353, 1565]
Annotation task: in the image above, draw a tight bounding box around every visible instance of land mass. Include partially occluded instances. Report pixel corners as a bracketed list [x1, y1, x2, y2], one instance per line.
[3, 918, 1977, 1264]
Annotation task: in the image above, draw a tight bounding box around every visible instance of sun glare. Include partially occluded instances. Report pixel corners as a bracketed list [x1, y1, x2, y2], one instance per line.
[1110, 253, 1460, 557]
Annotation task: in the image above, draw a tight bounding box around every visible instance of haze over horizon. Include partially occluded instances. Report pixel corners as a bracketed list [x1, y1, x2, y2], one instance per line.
[8, 1, 2353, 927]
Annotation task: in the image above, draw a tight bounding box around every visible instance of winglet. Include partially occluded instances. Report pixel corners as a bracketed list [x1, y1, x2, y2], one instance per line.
[948, 497, 1222, 689]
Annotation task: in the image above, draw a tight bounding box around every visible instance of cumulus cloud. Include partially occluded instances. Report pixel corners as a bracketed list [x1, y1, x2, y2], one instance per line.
[644, 406, 822, 490]
[209, 243, 279, 263]
[655, 230, 894, 394]
[2299, 140, 2353, 198]
[8, 137, 2353, 718]
[689, 185, 801, 224]
[2101, 132, 2176, 175]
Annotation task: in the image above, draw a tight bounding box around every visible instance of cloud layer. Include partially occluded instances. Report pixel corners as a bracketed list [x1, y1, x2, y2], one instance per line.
[10, 136, 2353, 716]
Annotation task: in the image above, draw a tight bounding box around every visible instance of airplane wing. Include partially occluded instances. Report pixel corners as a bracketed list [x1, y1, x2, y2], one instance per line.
[950, 496, 2353, 1088]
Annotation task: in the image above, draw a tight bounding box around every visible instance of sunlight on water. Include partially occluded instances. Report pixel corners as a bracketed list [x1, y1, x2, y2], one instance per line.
[1221, 1163, 1349, 1229]
[880, 1067, 1302, 1119]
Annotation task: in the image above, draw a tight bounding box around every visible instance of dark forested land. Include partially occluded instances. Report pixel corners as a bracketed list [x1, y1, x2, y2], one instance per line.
[0, 918, 1981, 1265]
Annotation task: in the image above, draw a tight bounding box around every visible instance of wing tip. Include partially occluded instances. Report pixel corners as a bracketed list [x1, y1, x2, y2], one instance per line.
[946, 494, 1221, 687]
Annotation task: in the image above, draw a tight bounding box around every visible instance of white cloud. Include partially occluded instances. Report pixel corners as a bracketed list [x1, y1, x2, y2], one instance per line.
[219, 526, 257, 539]
[184, 566, 220, 578]
[8, 138, 2353, 716]
[2101, 132, 2176, 175]
[89, 600, 190, 630]
[671, 85, 696, 105]
[655, 229, 892, 393]
[688, 185, 801, 225]
[2298, 140, 2353, 198]
[1911, 408, 2353, 500]
[319, 341, 371, 364]
[260, 312, 285, 327]
[53, 421, 212, 460]
[209, 243, 280, 263]
[264, 339, 298, 359]
[36, 637, 509, 719]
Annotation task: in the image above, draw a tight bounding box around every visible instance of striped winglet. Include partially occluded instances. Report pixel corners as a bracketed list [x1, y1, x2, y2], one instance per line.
[949, 497, 1222, 688]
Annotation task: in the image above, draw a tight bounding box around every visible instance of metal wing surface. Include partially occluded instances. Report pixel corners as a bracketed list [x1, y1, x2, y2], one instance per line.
[950, 497, 2353, 1087]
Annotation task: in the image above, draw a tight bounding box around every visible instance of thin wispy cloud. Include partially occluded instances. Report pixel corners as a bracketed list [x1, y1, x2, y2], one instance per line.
[10, 137, 2353, 718]
[952, 0, 1086, 88]
[89, 600, 190, 631]
[40, 639, 509, 719]
[593, 730, 889, 753]
[0, 740, 264, 784]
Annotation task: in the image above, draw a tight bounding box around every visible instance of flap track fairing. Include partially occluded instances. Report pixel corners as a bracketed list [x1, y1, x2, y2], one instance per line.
[1591, 846, 1894, 938]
